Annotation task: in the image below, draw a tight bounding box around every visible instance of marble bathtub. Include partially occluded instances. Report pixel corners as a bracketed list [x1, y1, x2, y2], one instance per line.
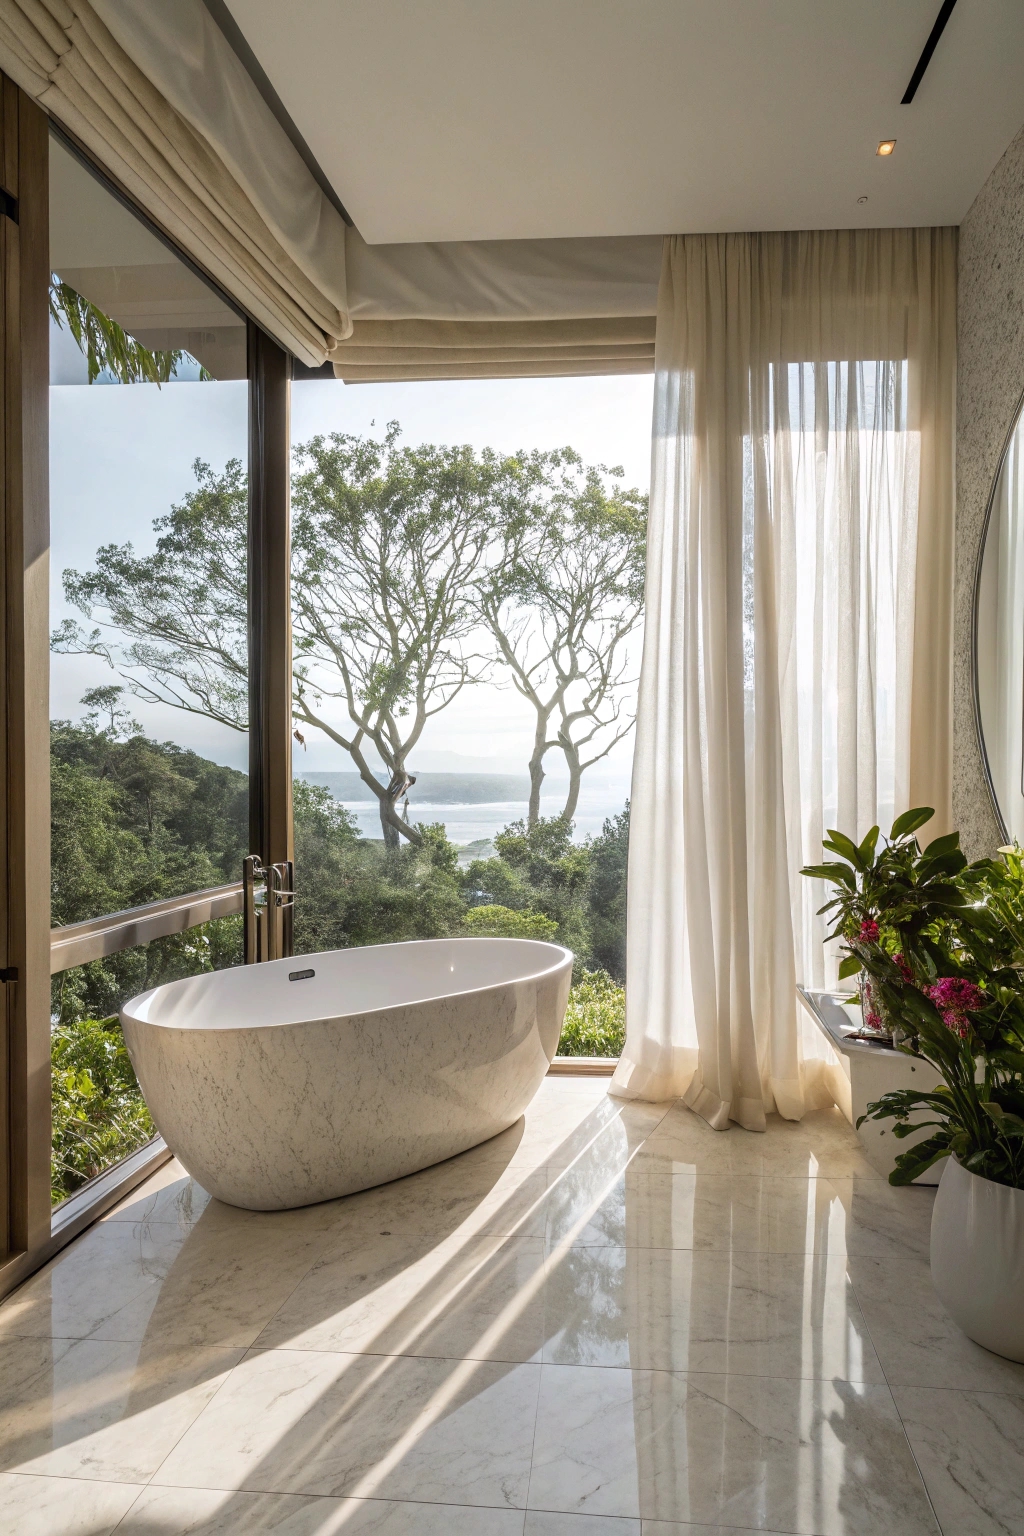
[120, 936, 573, 1210]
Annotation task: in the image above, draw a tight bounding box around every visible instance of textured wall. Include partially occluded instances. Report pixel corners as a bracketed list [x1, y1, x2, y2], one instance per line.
[954, 120, 1024, 858]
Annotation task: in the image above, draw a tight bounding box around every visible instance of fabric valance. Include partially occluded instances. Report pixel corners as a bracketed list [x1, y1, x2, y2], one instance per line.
[0, 0, 351, 365]
[335, 230, 661, 380]
[330, 315, 657, 382]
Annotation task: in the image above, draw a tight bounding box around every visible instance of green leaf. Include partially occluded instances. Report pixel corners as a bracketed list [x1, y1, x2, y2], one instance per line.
[800, 862, 856, 889]
[889, 1150, 950, 1184]
[921, 831, 962, 859]
[823, 830, 866, 870]
[890, 807, 934, 840]
[887, 1130, 953, 1184]
[921, 883, 967, 907]
[915, 851, 968, 882]
[838, 954, 863, 980]
[858, 825, 880, 863]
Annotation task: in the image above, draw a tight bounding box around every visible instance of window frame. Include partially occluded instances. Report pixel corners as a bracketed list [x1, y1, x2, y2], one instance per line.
[0, 79, 294, 1298]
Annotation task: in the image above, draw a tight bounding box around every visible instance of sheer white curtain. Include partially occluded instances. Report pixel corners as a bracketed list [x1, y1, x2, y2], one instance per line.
[612, 229, 956, 1123]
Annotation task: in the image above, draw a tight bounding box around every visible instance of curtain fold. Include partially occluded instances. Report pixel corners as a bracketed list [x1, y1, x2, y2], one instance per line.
[0, 0, 350, 364]
[331, 316, 656, 382]
[334, 228, 661, 380]
[612, 228, 956, 1122]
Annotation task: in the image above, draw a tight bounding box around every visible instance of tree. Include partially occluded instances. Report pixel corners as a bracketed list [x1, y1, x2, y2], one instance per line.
[50, 276, 210, 384]
[290, 428, 547, 845]
[478, 450, 646, 824]
[53, 458, 250, 733]
[53, 431, 644, 844]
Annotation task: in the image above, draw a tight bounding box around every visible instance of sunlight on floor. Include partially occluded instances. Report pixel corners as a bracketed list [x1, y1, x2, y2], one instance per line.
[1, 1078, 1022, 1534]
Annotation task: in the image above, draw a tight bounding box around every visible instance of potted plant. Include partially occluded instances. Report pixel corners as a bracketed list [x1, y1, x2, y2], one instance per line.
[803, 811, 1024, 1362]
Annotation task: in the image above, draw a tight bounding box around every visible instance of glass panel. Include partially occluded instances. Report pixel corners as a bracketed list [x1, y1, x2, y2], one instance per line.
[290, 375, 652, 1056]
[49, 132, 249, 934]
[48, 132, 249, 1195]
[50, 918, 241, 1206]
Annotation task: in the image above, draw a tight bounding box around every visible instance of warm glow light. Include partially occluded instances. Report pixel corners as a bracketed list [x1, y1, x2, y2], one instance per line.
[876, 139, 896, 157]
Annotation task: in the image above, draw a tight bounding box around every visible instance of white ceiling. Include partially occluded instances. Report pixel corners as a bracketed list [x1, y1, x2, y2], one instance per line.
[227, 0, 1024, 245]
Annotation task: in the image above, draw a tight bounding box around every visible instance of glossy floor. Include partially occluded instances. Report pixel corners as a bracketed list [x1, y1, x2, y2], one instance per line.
[1, 1079, 1022, 1535]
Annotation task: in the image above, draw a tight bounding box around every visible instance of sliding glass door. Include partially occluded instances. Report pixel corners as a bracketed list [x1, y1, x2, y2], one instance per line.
[48, 130, 250, 1206]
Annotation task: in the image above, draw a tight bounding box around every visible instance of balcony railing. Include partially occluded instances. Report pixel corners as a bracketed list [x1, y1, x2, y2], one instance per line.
[50, 882, 244, 974]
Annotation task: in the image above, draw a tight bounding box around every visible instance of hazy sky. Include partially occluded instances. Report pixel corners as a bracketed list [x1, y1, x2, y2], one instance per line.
[51, 365, 654, 783]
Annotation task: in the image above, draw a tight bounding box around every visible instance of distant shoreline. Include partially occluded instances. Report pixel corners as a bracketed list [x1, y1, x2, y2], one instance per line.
[298, 769, 539, 806]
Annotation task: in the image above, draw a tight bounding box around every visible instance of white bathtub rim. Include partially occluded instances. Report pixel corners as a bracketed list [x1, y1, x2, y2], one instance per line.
[120, 936, 575, 1033]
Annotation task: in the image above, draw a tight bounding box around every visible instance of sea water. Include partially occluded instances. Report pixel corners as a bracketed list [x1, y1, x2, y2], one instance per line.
[337, 778, 630, 853]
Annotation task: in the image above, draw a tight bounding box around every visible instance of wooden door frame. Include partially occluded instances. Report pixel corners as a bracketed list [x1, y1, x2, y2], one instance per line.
[248, 323, 294, 880]
[0, 75, 52, 1298]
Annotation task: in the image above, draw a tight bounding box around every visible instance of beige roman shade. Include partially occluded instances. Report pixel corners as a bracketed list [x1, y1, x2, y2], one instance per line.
[335, 227, 662, 381]
[0, 0, 660, 376]
[331, 316, 657, 382]
[0, 0, 350, 365]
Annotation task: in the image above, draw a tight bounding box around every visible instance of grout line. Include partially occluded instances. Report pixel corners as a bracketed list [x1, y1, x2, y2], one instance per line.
[238, 1336, 894, 1388]
[844, 1246, 947, 1536]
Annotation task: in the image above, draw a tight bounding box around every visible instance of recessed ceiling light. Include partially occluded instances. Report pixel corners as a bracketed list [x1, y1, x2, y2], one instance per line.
[857, 196, 869, 204]
[877, 139, 896, 157]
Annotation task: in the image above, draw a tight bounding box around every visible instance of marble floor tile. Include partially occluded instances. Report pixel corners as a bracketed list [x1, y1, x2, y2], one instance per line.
[0, 1216, 187, 1343]
[629, 1115, 775, 1178]
[639, 1526, 800, 1535]
[314, 1158, 552, 1245]
[0, 1212, 333, 1353]
[824, 1179, 934, 1261]
[462, 1085, 669, 1173]
[0, 1332, 242, 1483]
[541, 1246, 884, 1382]
[122, 1485, 528, 1533]
[102, 1155, 212, 1229]
[534, 1167, 911, 1255]
[154, 1346, 542, 1508]
[758, 1108, 886, 1180]
[4, 1080, 1013, 1536]
[528, 1364, 937, 1532]
[847, 1251, 1024, 1395]
[0, 1471, 141, 1536]
[632, 1106, 879, 1180]
[525, 1513, 640, 1533]
[257, 1230, 547, 1364]
[892, 1386, 1024, 1536]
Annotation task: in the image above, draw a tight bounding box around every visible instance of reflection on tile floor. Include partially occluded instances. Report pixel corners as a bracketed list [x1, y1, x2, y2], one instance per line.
[1, 1078, 1023, 1534]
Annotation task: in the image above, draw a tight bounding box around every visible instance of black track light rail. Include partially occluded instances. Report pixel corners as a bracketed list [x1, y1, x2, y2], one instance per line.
[902, 0, 959, 104]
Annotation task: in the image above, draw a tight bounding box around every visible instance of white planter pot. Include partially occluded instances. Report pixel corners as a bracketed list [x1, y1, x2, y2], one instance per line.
[930, 1155, 1024, 1362]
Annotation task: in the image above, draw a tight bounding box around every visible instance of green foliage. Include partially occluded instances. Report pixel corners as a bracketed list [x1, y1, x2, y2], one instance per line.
[50, 717, 248, 1024]
[291, 782, 466, 954]
[49, 276, 210, 385]
[586, 805, 630, 977]
[463, 905, 559, 941]
[51, 1015, 155, 1205]
[559, 970, 626, 1057]
[463, 816, 593, 961]
[53, 460, 249, 731]
[803, 809, 1024, 1188]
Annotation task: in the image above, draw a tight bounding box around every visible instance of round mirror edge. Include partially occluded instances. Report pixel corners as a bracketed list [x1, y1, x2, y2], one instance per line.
[970, 380, 1024, 848]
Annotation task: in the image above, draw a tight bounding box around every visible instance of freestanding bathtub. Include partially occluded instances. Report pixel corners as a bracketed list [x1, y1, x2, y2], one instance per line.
[120, 937, 573, 1210]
